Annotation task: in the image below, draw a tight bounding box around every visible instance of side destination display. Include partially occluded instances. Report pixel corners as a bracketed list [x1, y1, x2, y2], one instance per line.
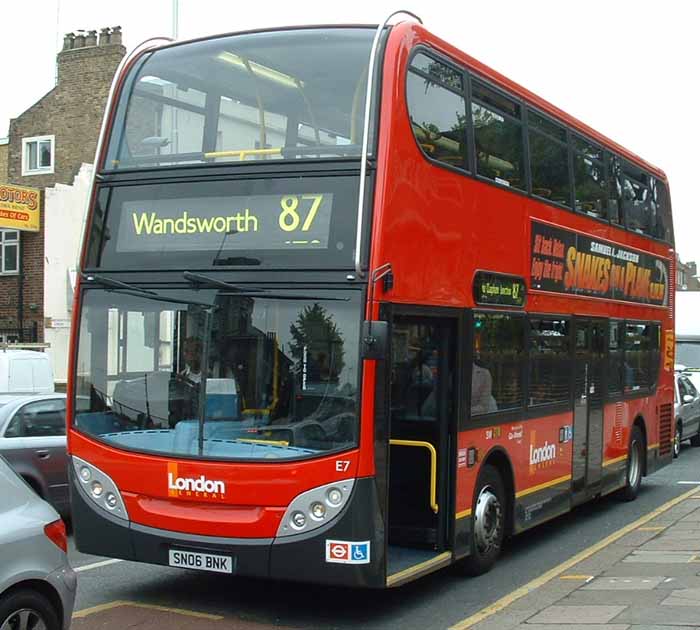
[530, 220, 669, 306]
[116, 193, 333, 253]
[473, 271, 526, 307]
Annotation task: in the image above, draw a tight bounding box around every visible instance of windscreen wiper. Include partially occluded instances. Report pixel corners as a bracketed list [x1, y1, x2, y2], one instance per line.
[81, 273, 217, 309]
[183, 271, 348, 300]
[183, 271, 266, 293]
[81, 273, 159, 295]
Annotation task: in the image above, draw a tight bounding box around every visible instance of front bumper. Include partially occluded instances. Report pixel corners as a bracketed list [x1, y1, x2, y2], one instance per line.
[71, 472, 387, 588]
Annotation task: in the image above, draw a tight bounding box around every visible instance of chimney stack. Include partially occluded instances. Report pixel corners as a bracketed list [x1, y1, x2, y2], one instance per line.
[110, 26, 122, 46]
[62, 33, 74, 51]
[57, 26, 126, 85]
[99, 27, 111, 46]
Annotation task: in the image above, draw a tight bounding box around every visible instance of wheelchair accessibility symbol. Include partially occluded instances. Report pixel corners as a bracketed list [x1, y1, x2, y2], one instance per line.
[351, 543, 368, 561]
[325, 540, 371, 564]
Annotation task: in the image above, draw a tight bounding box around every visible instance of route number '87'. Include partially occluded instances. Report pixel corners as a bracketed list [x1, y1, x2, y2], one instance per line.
[278, 194, 323, 232]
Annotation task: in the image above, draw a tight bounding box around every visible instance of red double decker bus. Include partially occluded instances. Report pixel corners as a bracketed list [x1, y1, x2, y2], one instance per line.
[68, 15, 675, 587]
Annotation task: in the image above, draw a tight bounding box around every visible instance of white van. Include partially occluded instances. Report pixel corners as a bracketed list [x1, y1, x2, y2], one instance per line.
[676, 291, 700, 391]
[0, 350, 54, 396]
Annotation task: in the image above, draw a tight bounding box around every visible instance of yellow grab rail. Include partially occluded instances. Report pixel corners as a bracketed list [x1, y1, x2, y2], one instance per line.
[389, 439, 438, 514]
[236, 438, 289, 447]
[204, 147, 282, 160]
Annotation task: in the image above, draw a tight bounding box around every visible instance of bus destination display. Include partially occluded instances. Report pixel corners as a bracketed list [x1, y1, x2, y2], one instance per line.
[473, 271, 526, 307]
[116, 193, 333, 253]
[530, 220, 669, 306]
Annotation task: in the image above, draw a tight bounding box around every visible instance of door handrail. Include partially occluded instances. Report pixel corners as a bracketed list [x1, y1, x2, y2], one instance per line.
[389, 439, 438, 514]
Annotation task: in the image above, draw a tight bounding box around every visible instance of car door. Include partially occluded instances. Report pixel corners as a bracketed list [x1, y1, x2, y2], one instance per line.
[678, 376, 699, 438]
[13, 398, 68, 513]
[682, 376, 700, 436]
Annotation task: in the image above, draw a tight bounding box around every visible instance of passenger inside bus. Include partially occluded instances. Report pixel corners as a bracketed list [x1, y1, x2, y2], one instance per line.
[471, 362, 496, 415]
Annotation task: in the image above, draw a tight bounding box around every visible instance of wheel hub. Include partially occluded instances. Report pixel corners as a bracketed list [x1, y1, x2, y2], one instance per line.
[0, 608, 48, 630]
[629, 438, 641, 487]
[474, 485, 502, 555]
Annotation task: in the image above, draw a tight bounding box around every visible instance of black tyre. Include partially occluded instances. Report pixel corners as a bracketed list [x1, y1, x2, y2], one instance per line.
[460, 465, 506, 576]
[0, 588, 61, 630]
[690, 425, 700, 447]
[620, 425, 644, 502]
[673, 422, 682, 458]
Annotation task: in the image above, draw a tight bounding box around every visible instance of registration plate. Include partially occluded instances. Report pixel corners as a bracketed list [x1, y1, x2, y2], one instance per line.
[168, 549, 233, 574]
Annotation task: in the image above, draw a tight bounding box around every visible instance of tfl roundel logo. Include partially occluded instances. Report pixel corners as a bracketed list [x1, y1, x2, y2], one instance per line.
[325, 539, 371, 564]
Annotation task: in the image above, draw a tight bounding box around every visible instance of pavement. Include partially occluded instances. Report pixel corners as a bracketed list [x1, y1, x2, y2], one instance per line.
[452, 486, 700, 630]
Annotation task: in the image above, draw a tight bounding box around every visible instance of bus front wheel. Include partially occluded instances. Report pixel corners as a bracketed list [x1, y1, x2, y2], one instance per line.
[460, 465, 505, 576]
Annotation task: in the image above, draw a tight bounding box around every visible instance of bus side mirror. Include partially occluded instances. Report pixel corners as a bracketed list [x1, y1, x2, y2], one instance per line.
[361, 321, 389, 361]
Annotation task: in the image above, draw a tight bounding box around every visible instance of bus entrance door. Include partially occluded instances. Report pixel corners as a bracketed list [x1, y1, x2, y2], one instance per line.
[385, 313, 455, 579]
[572, 318, 606, 505]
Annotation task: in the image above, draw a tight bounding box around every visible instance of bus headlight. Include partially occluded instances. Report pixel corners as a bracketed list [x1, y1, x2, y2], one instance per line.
[72, 456, 129, 521]
[105, 492, 118, 509]
[326, 487, 343, 507]
[291, 511, 306, 529]
[310, 502, 326, 520]
[276, 479, 354, 538]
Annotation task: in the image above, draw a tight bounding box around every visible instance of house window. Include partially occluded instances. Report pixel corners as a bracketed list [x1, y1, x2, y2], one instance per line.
[0, 231, 19, 274]
[21, 135, 54, 175]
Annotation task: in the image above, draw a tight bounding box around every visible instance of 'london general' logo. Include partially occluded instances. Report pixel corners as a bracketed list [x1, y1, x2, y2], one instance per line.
[167, 463, 226, 501]
[528, 430, 558, 474]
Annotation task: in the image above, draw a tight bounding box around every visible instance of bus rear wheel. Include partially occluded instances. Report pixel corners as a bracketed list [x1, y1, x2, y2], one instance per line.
[620, 425, 644, 502]
[460, 465, 505, 576]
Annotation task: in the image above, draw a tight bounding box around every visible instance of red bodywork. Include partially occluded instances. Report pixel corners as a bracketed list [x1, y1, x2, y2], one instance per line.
[68, 22, 673, 540]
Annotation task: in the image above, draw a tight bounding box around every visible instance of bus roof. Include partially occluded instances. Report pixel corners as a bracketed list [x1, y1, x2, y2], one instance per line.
[397, 22, 667, 181]
[125, 20, 667, 181]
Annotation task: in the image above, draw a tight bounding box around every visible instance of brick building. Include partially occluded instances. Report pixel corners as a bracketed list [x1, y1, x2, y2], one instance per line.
[0, 138, 8, 180]
[0, 27, 125, 347]
[676, 254, 700, 291]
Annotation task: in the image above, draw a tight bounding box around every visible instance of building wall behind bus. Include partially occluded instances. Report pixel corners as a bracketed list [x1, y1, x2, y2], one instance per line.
[0, 28, 124, 355]
[44, 164, 93, 386]
[0, 138, 8, 181]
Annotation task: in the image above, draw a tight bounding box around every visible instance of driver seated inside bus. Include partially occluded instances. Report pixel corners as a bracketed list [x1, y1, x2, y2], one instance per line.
[179, 337, 203, 384]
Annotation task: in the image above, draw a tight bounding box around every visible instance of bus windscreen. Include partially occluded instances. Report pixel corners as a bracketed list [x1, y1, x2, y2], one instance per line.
[103, 28, 376, 170]
[74, 288, 361, 461]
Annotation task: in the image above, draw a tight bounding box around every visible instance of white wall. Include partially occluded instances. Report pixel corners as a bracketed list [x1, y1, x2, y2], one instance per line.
[44, 163, 92, 384]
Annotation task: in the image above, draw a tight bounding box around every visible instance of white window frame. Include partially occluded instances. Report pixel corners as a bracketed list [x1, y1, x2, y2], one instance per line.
[0, 230, 20, 275]
[21, 135, 55, 176]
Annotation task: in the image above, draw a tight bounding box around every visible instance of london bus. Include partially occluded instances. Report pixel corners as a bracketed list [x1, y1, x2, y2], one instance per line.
[68, 13, 675, 588]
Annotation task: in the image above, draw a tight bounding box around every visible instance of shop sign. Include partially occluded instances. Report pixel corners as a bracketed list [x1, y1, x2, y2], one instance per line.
[0, 184, 40, 232]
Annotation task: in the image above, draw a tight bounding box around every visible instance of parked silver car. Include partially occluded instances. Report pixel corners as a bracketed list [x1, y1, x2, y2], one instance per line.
[0, 455, 76, 630]
[0, 394, 69, 516]
[674, 369, 700, 457]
